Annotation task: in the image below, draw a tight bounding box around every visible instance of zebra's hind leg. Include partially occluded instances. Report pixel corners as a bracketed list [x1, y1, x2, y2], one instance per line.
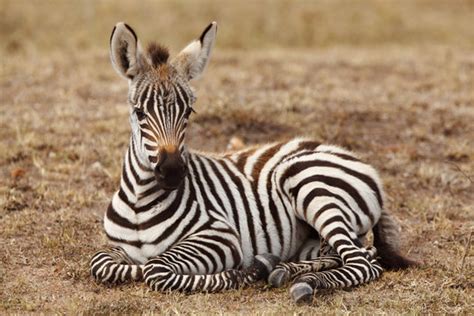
[290, 254, 383, 305]
[289, 202, 384, 304]
[269, 242, 378, 289]
[90, 246, 144, 285]
[268, 239, 343, 288]
[268, 256, 343, 288]
[287, 244, 384, 305]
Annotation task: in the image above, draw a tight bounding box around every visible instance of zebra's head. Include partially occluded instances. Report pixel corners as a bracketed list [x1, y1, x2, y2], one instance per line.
[110, 22, 217, 190]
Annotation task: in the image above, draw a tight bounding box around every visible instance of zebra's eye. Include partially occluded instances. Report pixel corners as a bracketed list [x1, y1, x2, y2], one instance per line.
[135, 108, 146, 120]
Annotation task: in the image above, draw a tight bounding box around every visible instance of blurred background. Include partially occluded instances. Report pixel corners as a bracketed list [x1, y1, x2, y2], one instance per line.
[1, 0, 474, 54]
[1, 0, 472, 314]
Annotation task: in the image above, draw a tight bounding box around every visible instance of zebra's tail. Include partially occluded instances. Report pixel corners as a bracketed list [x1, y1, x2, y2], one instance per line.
[373, 210, 418, 270]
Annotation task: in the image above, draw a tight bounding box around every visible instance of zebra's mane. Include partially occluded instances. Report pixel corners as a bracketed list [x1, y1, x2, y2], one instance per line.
[147, 42, 169, 67]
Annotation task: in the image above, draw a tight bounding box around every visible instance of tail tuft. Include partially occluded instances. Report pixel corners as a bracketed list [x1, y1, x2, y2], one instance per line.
[373, 211, 418, 270]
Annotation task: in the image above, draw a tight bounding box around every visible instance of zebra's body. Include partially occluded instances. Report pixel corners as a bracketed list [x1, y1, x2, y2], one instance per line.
[104, 138, 381, 266]
[90, 21, 415, 303]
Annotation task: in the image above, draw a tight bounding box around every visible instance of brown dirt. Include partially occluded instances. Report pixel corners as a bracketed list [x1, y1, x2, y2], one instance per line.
[1, 0, 473, 314]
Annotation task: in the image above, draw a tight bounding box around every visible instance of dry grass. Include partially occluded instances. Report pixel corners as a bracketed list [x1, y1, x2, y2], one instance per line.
[1, 0, 473, 314]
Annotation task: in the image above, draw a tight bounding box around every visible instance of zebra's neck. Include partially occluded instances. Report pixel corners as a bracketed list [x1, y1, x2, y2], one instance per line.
[121, 137, 174, 209]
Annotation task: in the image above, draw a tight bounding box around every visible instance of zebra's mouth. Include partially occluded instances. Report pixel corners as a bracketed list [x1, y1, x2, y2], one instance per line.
[159, 182, 182, 191]
[155, 172, 186, 191]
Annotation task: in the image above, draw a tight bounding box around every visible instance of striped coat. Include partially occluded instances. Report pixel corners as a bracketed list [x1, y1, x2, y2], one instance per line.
[90, 21, 415, 304]
[104, 138, 382, 266]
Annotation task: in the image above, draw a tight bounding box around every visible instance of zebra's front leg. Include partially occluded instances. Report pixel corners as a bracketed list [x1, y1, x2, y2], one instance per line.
[143, 231, 280, 293]
[90, 246, 144, 285]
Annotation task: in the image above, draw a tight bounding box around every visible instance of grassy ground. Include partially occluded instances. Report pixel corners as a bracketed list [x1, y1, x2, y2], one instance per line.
[1, 0, 473, 314]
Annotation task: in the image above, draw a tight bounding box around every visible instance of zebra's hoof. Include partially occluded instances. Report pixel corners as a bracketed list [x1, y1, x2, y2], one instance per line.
[290, 282, 313, 305]
[268, 269, 290, 288]
[365, 246, 378, 260]
[254, 254, 281, 277]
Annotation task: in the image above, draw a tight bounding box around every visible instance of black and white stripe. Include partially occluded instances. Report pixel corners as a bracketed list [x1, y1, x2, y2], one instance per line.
[91, 136, 400, 297]
[91, 21, 415, 303]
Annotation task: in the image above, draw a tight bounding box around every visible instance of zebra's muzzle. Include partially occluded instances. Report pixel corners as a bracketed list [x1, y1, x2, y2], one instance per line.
[154, 150, 187, 190]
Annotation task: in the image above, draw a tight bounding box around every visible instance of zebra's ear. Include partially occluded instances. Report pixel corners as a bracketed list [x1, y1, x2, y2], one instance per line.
[110, 22, 145, 79]
[172, 22, 217, 81]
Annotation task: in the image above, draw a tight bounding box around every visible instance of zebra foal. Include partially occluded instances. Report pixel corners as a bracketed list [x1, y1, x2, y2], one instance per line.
[90, 21, 416, 304]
